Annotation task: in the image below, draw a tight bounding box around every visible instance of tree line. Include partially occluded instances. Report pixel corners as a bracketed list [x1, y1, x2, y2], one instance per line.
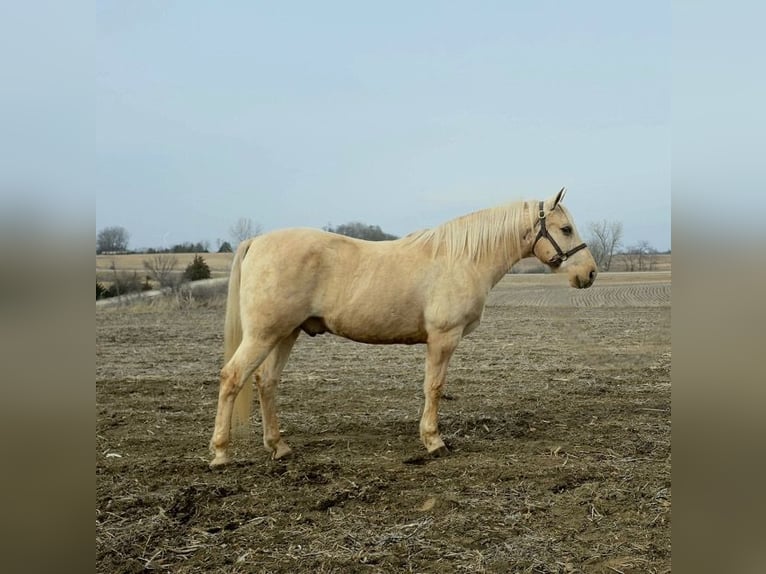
[322, 221, 398, 241]
[96, 226, 233, 255]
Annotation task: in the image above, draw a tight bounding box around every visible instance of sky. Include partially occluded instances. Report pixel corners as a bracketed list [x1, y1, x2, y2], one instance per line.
[6, 2, 671, 252]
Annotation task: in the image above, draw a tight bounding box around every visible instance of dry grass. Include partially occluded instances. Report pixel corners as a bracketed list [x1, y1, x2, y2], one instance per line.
[97, 279, 229, 312]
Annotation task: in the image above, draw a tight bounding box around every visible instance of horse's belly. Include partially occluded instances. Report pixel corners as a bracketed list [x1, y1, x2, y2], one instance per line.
[328, 314, 427, 345]
[340, 330, 427, 345]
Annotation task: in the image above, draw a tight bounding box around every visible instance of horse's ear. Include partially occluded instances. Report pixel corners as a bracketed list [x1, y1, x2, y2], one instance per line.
[554, 187, 566, 207]
[545, 187, 566, 212]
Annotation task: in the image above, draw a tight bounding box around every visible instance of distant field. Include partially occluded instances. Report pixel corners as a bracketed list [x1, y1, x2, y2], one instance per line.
[98, 252, 670, 284]
[511, 253, 671, 274]
[96, 252, 235, 285]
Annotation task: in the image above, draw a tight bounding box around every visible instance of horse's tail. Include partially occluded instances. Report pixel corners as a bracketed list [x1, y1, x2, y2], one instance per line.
[225, 238, 253, 434]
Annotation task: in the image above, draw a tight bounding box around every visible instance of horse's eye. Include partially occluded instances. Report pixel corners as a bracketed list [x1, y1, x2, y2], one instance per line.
[561, 225, 572, 235]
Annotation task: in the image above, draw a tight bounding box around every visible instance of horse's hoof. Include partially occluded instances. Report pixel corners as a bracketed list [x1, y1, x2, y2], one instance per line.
[272, 442, 293, 460]
[209, 455, 231, 469]
[429, 445, 450, 458]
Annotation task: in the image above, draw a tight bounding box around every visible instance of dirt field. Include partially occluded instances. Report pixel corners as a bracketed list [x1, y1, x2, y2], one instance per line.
[96, 272, 671, 573]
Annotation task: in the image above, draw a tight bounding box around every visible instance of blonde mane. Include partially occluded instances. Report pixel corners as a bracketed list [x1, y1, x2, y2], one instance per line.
[403, 200, 537, 264]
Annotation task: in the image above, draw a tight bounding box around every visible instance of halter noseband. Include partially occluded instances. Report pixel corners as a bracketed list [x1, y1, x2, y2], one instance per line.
[531, 201, 587, 268]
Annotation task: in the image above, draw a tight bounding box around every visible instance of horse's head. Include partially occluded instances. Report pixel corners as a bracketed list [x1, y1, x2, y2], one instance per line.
[531, 188, 598, 288]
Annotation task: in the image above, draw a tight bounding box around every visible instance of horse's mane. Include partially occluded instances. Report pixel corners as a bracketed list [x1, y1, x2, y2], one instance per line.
[402, 200, 537, 264]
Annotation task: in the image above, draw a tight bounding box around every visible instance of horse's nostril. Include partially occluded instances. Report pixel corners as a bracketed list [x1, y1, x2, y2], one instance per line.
[589, 269, 596, 281]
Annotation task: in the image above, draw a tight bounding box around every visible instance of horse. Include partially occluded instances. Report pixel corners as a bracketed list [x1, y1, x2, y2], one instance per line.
[209, 187, 597, 467]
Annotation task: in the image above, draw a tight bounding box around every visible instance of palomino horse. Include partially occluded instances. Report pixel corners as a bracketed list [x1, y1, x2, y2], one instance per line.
[209, 188, 597, 467]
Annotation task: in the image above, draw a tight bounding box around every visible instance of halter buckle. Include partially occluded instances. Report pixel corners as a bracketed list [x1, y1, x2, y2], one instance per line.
[538, 209, 546, 220]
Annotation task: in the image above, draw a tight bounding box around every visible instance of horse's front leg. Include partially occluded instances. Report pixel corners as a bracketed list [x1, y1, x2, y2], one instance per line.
[420, 329, 462, 456]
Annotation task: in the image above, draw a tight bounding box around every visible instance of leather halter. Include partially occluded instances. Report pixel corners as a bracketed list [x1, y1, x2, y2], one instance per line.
[531, 201, 587, 268]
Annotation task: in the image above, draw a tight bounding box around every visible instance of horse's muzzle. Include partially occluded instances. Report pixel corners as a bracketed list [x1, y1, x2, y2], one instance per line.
[577, 269, 597, 289]
[570, 268, 597, 289]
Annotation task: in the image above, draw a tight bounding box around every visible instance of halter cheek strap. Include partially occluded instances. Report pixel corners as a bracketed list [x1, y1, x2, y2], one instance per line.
[531, 201, 587, 268]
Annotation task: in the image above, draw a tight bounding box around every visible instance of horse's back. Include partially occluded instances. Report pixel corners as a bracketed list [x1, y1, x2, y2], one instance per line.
[242, 227, 421, 286]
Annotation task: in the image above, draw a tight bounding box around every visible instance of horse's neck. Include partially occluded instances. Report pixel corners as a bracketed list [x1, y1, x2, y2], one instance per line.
[479, 226, 537, 288]
[483, 250, 520, 288]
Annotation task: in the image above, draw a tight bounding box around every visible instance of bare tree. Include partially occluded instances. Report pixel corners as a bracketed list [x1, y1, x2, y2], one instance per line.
[586, 220, 623, 271]
[143, 254, 179, 288]
[97, 226, 130, 254]
[623, 240, 658, 272]
[229, 217, 262, 245]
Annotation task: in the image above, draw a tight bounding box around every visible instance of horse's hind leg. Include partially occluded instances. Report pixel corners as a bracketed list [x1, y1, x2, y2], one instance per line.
[210, 336, 278, 467]
[255, 329, 300, 460]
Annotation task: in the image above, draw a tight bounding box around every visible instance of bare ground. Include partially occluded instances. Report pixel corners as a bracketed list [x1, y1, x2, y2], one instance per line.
[96, 272, 671, 573]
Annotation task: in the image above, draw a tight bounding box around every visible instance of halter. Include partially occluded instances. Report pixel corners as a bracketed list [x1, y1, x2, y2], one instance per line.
[531, 201, 587, 268]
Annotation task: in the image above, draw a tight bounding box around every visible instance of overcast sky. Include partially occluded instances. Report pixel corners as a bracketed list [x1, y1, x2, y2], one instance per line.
[89, 2, 670, 251]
